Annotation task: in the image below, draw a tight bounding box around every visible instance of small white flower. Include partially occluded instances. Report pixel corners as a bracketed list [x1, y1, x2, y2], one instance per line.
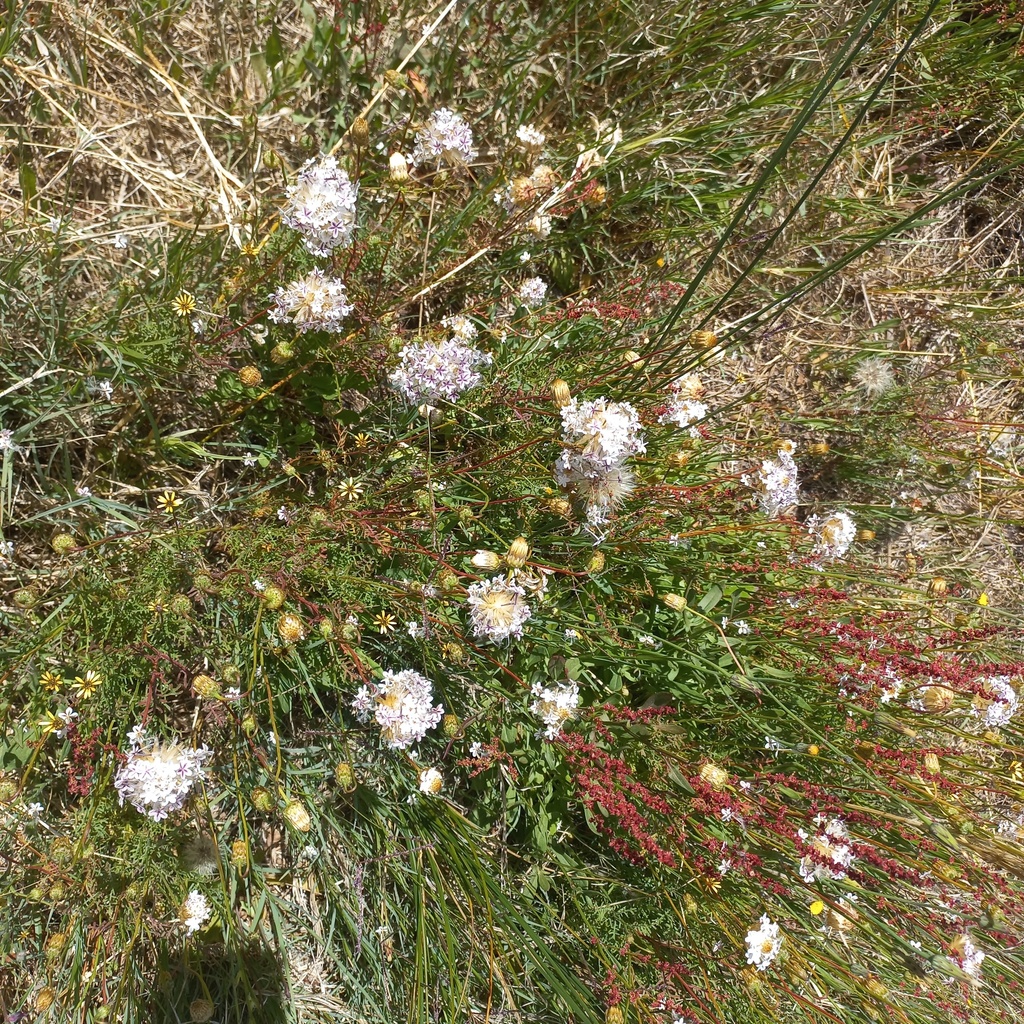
[352, 669, 444, 749]
[469, 742, 484, 758]
[277, 506, 289, 522]
[418, 767, 443, 795]
[243, 452, 256, 467]
[745, 914, 782, 971]
[519, 250, 532, 263]
[114, 733, 210, 820]
[180, 890, 212, 935]
[252, 578, 266, 591]
[564, 628, 580, 641]
[530, 681, 581, 739]
[112, 233, 129, 249]
[515, 124, 546, 150]
[25, 802, 44, 819]
[389, 337, 492, 405]
[744, 445, 799, 518]
[406, 620, 424, 639]
[281, 155, 358, 256]
[47, 216, 62, 234]
[224, 687, 242, 701]
[75, 485, 92, 498]
[807, 511, 856, 561]
[55, 707, 78, 738]
[467, 573, 533, 643]
[518, 276, 548, 308]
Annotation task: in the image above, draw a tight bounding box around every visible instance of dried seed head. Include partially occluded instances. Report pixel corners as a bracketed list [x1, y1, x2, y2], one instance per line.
[34, 988, 56, 1012]
[857, 529, 876, 542]
[807, 442, 830, 457]
[546, 496, 572, 516]
[283, 798, 311, 832]
[928, 577, 948, 597]
[506, 536, 531, 568]
[238, 365, 263, 387]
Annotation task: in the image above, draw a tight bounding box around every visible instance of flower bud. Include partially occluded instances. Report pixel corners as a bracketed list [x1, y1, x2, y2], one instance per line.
[51, 532, 76, 554]
[586, 550, 606, 574]
[383, 69, 406, 88]
[921, 684, 955, 713]
[250, 787, 275, 813]
[192, 674, 221, 700]
[550, 379, 572, 408]
[928, 577, 948, 597]
[923, 752, 940, 774]
[585, 183, 607, 206]
[546, 496, 572, 516]
[506, 536, 530, 568]
[807, 442, 830, 457]
[270, 342, 294, 365]
[277, 613, 305, 644]
[442, 713, 461, 737]
[471, 550, 502, 569]
[334, 761, 356, 791]
[230, 839, 248, 867]
[241, 711, 259, 737]
[699, 763, 729, 791]
[865, 977, 887, 1000]
[34, 988, 56, 1012]
[856, 529, 876, 542]
[261, 584, 286, 610]
[442, 641, 467, 665]
[438, 568, 459, 591]
[689, 329, 718, 350]
[190, 998, 215, 1022]
[283, 798, 311, 832]
[606, 1007, 625, 1024]
[389, 151, 410, 182]
[351, 116, 370, 148]
[238, 365, 263, 387]
[13, 588, 36, 609]
[622, 350, 644, 369]
[662, 593, 687, 612]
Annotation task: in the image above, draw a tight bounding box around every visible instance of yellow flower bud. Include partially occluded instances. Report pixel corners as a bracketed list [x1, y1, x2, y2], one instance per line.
[34, 988, 56, 1012]
[688, 329, 718, 350]
[283, 799, 311, 832]
[350, 116, 370, 148]
[506, 536, 531, 568]
[551, 379, 572, 408]
[927, 576, 948, 597]
[856, 529, 876, 542]
[698, 763, 729, 791]
[389, 151, 409, 182]
[661, 593, 687, 612]
[587, 551, 606, 574]
[471, 550, 502, 569]
[238, 365, 263, 387]
[190, 998, 215, 1022]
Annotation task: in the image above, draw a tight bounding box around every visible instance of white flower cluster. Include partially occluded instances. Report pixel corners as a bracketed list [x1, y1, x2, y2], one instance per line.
[555, 397, 646, 526]
[515, 124, 546, 151]
[971, 675, 1019, 728]
[806, 511, 856, 561]
[660, 396, 708, 434]
[418, 767, 443, 795]
[352, 669, 444, 749]
[114, 728, 211, 821]
[411, 108, 477, 167]
[529, 681, 580, 739]
[518, 276, 548, 308]
[440, 314, 479, 342]
[269, 269, 352, 334]
[743, 441, 799, 517]
[389, 337, 492, 405]
[467, 573, 533, 643]
[180, 890, 212, 935]
[281, 156, 358, 256]
[797, 815, 855, 882]
[745, 914, 783, 971]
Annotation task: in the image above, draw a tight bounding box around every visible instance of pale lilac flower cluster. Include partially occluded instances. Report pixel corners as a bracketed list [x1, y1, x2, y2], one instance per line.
[743, 441, 799, 517]
[351, 669, 444, 749]
[745, 915, 782, 971]
[180, 890, 212, 935]
[797, 814, 855, 882]
[806, 511, 856, 561]
[555, 397, 645, 527]
[389, 337, 492, 404]
[518, 276, 548, 308]
[411, 108, 477, 167]
[467, 573, 533, 643]
[114, 728, 211, 821]
[281, 155, 358, 256]
[269, 269, 352, 333]
[529, 681, 580, 739]
[971, 675, 1019, 727]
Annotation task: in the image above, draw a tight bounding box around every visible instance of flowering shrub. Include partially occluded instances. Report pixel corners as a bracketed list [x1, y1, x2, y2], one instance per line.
[2, 4, 1024, 1024]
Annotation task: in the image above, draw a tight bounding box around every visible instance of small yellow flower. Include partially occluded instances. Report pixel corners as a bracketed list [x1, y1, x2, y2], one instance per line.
[352, 432, 371, 449]
[338, 478, 364, 501]
[977, 592, 989, 608]
[38, 712, 61, 735]
[40, 671, 63, 693]
[172, 291, 197, 317]
[809, 900, 825, 916]
[373, 611, 397, 634]
[240, 241, 261, 257]
[148, 595, 167, 614]
[155, 490, 183, 515]
[72, 670, 102, 699]
[1009, 760, 1024, 784]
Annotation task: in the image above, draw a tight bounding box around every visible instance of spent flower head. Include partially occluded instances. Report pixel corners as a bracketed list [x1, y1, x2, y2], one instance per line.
[351, 669, 444, 749]
[269, 269, 352, 334]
